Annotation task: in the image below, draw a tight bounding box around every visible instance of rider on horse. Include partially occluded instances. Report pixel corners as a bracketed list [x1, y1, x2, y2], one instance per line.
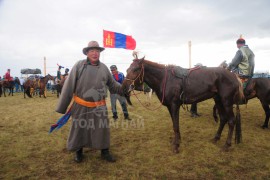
[62, 68, 69, 78]
[57, 65, 64, 82]
[227, 36, 255, 92]
[4, 69, 13, 81]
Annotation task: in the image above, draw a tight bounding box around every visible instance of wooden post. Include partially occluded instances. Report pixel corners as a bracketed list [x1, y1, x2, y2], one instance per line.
[188, 41, 192, 68]
[44, 57, 46, 76]
[44, 57, 47, 97]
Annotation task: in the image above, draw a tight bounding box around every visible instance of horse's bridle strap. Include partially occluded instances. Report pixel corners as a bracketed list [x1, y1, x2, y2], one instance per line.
[125, 64, 145, 86]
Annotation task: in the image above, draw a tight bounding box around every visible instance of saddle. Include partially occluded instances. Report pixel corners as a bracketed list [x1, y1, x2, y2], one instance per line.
[171, 66, 189, 78]
[171, 66, 201, 78]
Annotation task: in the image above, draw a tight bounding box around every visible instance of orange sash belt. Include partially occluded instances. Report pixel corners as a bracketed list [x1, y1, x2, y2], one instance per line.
[73, 95, 106, 108]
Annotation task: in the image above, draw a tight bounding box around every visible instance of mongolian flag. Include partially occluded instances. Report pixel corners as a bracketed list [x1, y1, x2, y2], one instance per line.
[103, 30, 136, 50]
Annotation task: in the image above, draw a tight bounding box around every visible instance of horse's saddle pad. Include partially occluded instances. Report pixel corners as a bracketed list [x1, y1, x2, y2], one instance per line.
[172, 66, 189, 78]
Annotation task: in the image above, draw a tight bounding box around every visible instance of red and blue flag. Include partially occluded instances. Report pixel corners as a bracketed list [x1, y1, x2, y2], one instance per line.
[103, 30, 136, 50]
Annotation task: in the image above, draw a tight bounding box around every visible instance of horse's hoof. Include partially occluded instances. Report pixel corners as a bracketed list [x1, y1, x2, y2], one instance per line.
[221, 143, 231, 152]
[211, 137, 219, 144]
[261, 125, 268, 129]
[173, 148, 180, 154]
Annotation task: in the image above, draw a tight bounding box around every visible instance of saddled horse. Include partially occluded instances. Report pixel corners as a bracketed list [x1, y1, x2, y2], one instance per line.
[212, 61, 270, 129]
[245, 78, 270, 128]
[2, 79, 16, 97]
[122, 57, 244, 153]
[38, 74, 54, 98]
[23, 74, 54, 98]
[213, 77, 270, 129]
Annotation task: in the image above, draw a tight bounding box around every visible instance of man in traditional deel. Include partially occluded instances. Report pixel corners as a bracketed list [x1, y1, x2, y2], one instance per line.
[56, 41, 124, 163]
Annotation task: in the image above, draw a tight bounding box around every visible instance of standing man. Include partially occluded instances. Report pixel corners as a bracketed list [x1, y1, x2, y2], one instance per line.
[14, 77, 20, 92]
[56, 41, 124, 163]
[110, 65, 131, 120]
[228, 37, 255, 90]
[19, 77, 25, 92]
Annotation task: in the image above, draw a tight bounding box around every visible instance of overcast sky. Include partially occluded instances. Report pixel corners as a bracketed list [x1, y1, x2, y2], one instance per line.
[1, 0, 270, 77]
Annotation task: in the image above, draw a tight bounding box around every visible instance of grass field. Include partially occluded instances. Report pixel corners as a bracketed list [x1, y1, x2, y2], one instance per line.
[0, 91, 269, 179]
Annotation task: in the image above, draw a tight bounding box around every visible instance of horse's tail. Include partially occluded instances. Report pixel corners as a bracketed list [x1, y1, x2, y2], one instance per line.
[235, 105, 242, 144]
[235, 75, 245, 102]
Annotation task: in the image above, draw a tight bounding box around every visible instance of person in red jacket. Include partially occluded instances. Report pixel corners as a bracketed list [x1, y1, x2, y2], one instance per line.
[5, 69, 12, 81]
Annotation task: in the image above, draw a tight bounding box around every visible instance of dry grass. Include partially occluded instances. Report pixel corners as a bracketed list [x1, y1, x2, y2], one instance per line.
[0, 92, 269, 179]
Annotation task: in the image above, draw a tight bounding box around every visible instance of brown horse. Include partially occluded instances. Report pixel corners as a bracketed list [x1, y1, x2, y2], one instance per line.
[2, 80, 15, 97]
[213, 78, 270, 129]
[122, 57, 244, 153]
[246, 78, 270, 128]
[38, 74, 54, 98]
[213, 61, 270, 129]
[23, 74, 54, 98]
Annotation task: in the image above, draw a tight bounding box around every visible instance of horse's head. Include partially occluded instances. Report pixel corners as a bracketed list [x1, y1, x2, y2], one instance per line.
[120, 56, 145, 106]
[124, 57, 145, 93]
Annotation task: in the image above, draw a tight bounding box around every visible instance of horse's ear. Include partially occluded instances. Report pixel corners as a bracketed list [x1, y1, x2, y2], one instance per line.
[138, 56, 145, 64]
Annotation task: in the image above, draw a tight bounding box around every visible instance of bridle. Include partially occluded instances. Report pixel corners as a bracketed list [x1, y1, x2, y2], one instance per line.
[125, 62, 168, 111]
[125, 63, 145, 89]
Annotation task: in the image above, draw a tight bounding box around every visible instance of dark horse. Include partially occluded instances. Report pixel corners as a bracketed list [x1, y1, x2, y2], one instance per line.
[122, 57, 244, 153]
[23, 74, 54, 98]
[246, 78, 270, 128]
[213, 78, 270, 129]
[2, 79, 16, 97]
[213, 61, 270, 129]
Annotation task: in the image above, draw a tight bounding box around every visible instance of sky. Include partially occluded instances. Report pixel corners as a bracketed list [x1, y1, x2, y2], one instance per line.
[1, 0, 270, 78]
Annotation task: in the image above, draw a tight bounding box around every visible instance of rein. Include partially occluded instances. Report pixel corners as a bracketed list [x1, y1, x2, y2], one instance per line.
[126, 63, 168, 111]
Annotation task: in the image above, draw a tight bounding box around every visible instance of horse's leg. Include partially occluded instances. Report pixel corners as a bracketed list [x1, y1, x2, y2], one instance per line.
[3, 88, 6, 97]
[223, 105, 235, 151]
[260, 101, 270, 129]
[43, 89, 47, 98]
[213, 104, 219, 123]
[213, 97, 228, 142]
[167, 103, 181, 153]
[8, 87, 11, 96]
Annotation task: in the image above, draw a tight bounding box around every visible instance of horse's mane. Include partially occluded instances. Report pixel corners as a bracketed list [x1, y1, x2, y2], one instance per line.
[132, 51, 167, 69]
[144, 60, 166, 69]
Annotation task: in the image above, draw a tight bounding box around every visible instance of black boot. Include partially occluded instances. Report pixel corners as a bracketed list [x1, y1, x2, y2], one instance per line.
[101, 149, 116, 162]
[112, 112, 118, 120]
[124, 113, 131, 120]
[74, 148, 83, 163]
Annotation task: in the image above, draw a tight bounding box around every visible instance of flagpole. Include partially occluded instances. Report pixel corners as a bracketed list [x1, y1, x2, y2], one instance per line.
[188, 41, 192, 68]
